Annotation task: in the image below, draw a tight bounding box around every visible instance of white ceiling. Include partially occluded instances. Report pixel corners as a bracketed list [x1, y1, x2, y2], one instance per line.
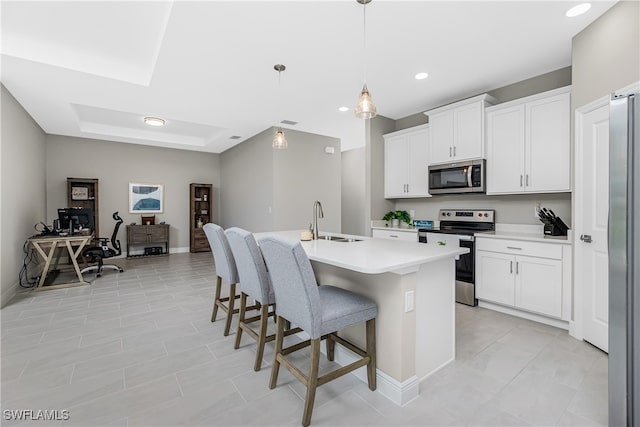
[1, 0, 617, 153]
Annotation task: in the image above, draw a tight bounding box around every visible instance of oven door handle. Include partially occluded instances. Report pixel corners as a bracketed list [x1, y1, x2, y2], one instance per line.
[467, 166, 473, 187]
[458, 235, 475, 242]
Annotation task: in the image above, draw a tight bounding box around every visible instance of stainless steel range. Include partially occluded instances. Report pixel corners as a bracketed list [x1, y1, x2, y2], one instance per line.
[418, 209, 495, 306]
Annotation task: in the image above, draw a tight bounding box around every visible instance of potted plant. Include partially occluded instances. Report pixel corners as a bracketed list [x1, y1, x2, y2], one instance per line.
[382, 210, 412, 228]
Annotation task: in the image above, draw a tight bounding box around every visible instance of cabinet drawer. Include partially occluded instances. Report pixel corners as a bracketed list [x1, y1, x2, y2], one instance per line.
[475, 238, 562, 260]
[148, 225, 169, 242]
[372, 229, 417, 242]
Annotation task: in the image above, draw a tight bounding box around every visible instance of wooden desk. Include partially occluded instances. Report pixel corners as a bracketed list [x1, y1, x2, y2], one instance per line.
[29, 234, 92, 290]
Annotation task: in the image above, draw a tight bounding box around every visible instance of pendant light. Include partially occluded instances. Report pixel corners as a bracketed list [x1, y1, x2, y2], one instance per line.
[273, 64, 288, 149]
[355, 0, 377, 119]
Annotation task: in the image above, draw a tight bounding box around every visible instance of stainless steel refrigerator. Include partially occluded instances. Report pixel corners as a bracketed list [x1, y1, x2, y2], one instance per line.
[609, 91, 639, 426]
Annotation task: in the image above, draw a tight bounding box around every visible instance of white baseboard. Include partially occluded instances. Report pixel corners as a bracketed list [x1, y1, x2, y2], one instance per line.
[478, 300, 569, 330]
[295, 331, 419, 406]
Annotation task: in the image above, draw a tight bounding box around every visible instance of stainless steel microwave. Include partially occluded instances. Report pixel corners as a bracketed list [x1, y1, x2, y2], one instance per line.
[428, 159, 486, 194]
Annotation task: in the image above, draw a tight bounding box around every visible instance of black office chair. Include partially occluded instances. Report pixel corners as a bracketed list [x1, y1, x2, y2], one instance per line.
[81, 212, 124, 277]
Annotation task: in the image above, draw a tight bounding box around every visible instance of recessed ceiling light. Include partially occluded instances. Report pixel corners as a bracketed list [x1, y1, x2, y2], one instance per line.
[338, 106, 349, 112]
[566, 3, 591, 17]
[415, 72, 429, 80]
[144, 117, 165, 126]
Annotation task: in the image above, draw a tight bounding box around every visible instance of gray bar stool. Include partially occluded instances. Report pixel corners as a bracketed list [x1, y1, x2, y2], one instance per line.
[203, 223, 240, 336]
[258, 235, 377, 427]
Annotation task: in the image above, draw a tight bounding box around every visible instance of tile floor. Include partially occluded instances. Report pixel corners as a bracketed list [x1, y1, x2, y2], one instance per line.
[1, 253, 607, 426]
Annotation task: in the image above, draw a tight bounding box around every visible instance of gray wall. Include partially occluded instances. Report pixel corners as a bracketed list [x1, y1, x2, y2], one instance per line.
[381, 67, 573, 227]
[221, 127, 341, 234]
[1, 85, 47, 306]
[341, 147, 366, 236]
[220, 128, 274, 232]
[45, 135, 221, 251]
[571, 1, 640, 110]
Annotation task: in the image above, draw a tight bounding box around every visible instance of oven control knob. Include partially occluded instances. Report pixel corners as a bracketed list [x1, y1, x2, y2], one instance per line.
[478, 213, 482, 217]
[442, 212, 446, 216]
[447, 212, 451, 216]
[484, 213, 489, 217]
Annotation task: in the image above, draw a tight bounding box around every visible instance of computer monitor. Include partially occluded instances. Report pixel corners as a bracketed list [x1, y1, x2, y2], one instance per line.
[58, 208, 94, 232]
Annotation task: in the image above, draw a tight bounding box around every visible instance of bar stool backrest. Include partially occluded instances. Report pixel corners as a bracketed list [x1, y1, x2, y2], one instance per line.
[225, 227, 273, 305]
[258, 236, 322, 339]
[203, 223, 239, 284]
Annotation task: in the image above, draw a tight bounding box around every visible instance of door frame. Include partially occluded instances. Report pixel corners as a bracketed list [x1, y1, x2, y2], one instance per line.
[572, 81, 640, 341]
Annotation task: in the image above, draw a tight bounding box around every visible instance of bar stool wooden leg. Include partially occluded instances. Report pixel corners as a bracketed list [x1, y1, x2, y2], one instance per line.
[366, 319, 377, 391]
[254, 304, 269, 371]
[234, 292, 247, 349]
[326, 334, 335, 361]
[211, 276, 222, 322]
[269, 316, 285, 389]
[224, 282, 237, 336]
[302, 338, 321, 427]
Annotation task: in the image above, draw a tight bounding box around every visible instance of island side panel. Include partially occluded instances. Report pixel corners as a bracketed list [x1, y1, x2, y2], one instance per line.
[310, 261, 416, 383]
[415, 257, 456, 380]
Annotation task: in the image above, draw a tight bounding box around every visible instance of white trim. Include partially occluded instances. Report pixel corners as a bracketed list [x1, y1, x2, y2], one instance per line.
[478, 300, 569, 330]
[486, 85, 571, 112]
[295, 331, 419, 406]
[424, 93, 497, 116]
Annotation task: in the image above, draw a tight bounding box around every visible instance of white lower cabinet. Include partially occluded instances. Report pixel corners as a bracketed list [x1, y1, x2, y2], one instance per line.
[372, 229, 417, 242]
[476, 237, 567, 319]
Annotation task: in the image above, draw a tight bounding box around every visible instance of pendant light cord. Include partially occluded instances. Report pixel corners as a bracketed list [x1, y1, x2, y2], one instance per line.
[362, 2, 367, 85]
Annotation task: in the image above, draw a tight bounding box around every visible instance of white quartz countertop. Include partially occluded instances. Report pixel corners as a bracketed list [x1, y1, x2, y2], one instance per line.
[255, 230, 468, 275]
[371, 225, 418, 233]
[476, 230, 572, 245]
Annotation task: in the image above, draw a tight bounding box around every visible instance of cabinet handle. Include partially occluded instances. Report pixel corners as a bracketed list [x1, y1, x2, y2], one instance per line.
[520, 175, 523, 187]
[516, 261, 519, 274]
[506, 246, 522, 250]
[453, 146, 456, 157]
[526, 174, 529, 186]
[510, 260, 513, 274]
[390, 235, 398, 238]
[449, 147, 452, 157]
[406, 184, 409, 193]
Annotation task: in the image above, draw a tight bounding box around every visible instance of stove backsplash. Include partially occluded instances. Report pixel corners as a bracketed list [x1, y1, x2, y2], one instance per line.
[394, 192, 571, 227]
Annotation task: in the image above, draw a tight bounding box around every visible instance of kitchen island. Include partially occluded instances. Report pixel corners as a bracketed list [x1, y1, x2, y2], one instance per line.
[256, 231, 468, 405]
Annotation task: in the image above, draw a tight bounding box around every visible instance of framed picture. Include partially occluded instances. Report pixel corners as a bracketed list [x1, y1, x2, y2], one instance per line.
[71, 186, 89, 200]
[129, 183, 163, 214]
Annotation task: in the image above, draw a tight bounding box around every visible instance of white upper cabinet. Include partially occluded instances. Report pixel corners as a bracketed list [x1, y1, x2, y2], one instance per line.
[384, 124, 430, 198]
[486, 86, 571, 194]
[425, 94, 496, 165]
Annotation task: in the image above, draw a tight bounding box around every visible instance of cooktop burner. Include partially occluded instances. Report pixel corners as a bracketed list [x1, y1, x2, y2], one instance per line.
[425, 209, 496, 235]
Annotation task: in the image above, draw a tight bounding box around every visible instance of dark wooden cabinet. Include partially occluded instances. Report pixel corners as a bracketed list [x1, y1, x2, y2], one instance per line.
[190, 183, 212, 252]
[126, 224, 170, 257]
[67, 178, 99, 236]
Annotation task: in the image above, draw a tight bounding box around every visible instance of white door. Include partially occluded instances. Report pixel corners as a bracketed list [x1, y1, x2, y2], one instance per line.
[476, 250, 515, 306]
[525, 92, 571, 193]
[576, 102, 610, 352]
[515, 255, 563, 318]
[406, 129, 429, 196]
[453, 101, 483, 161]
[486, 104, 525, 194]
[429, 110, 454, 164]
[384, 135, 408, 198]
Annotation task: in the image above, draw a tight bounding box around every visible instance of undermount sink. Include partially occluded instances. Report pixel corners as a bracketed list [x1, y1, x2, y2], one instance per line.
[318, 235, 362, 243]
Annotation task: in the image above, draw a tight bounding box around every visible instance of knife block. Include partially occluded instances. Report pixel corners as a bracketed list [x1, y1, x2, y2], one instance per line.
[544, 223, 566, 236]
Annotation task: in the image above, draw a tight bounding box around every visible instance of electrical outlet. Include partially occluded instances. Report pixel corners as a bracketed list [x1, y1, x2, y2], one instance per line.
[409, 209, 415, 218]
[534, 201, 541, 219]
[404, 290, 415, 312]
